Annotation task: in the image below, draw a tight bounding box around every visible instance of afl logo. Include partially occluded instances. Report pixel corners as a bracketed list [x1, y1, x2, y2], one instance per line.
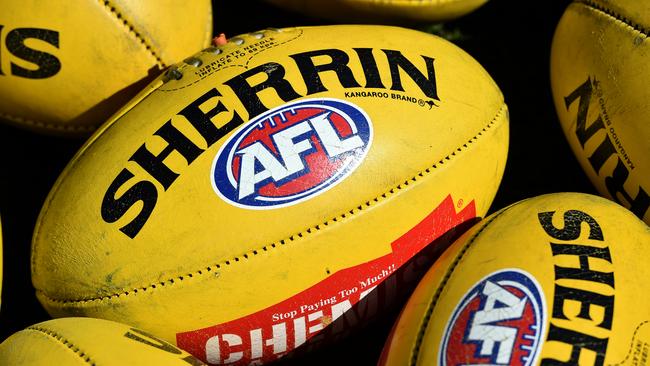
[439, 269, 546, 366]
[212, 98, 373, 209]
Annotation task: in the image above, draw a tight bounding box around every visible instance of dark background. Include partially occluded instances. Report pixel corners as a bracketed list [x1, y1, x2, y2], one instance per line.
[0, 0, 590, 364]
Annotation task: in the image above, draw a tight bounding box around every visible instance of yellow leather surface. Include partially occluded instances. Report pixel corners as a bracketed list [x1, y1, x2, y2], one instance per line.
[0, 317, 205, 365]
[0, 0, 212, 135]
[31, 25, 508, 361]
[380, 192, 650, 365]
[551, 1, 650, 224]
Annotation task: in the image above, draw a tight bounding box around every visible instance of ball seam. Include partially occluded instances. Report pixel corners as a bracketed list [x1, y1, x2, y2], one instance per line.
[35, 103, 507, 305]
[576, 0, 650, 38]
[26, 326, 97, 365]
[0, 1, 181, 132]
[100, 0, 166, 67]
[610, 320, 650, 366]
[159, 28, 304, 92]
[408, 201, 515, 365]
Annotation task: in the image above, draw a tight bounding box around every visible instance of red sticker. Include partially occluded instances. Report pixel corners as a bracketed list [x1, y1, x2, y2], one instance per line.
[177, 195, 476, 365]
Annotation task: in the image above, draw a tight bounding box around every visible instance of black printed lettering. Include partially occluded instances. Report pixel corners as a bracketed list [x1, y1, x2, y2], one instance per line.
[539, 209, 613, 366]
[382, 50, 438, 100]
[224, 62, 302, 118]
[6, 27, 60, 79]
[291, 49, 361, 95]
[354, 48, 385, 89]
[130, 121, 204, 190]
[101, 169, 158, 239]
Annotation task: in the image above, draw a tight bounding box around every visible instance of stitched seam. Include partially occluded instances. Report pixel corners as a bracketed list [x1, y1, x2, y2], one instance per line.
[37, 103, 507, 305]
[1, 1, 171, 132]
[27, 326, 96, 365]
[576, 0, 650, 39]
[160, 29, 304, 92]
[30, 29, 300, 276]
[409, 204, 513, 365]
[100, 0, 165, 67]
[0, 111, 95, 132]
[609, 320, 650, 366]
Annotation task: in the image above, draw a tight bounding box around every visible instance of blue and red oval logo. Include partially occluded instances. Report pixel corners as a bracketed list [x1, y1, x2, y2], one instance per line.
[212, 98, 373, 209]
[439, 269, 546, 366]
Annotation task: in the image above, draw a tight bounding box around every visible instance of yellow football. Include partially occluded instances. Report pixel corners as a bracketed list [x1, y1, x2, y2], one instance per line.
[0, 0, 212, 135]
[0, 317, 206, 365]
[31, 25, 508, 364]
[263, 0, 489, 22]
[379, 192, 650, 365]
[551, 0, 650, 224]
